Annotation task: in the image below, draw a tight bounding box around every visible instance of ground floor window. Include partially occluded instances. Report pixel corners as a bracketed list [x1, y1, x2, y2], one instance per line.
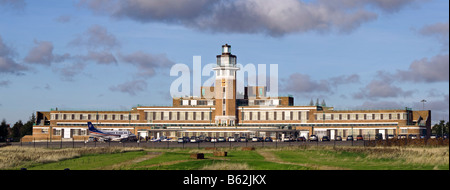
[54, 129, 61, 136]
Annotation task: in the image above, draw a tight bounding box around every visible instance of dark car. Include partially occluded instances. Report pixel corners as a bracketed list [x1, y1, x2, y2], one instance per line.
[375, 133, 383, 140]
[347, 135, 354, 141]
[218, 137, 226, 142]
[296, 136, 306, 141]
[322, 136, 330, 141]
[335, 136, 342, 141]
[204, 137, 211, 142]
[309, 135, 318, 142]
[264, 137, 273, 142]
[356, 135, 364, 141]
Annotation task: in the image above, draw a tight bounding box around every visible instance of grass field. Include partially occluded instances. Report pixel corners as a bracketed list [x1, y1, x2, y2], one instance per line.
[0, 146, 448, 170]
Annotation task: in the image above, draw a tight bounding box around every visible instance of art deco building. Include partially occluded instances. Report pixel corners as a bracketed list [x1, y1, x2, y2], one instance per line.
[23, 44, 431, 142]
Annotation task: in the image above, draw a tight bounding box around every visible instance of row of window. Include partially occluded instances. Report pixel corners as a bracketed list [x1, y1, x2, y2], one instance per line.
[53, 129, 87, 136]
[51, 112, 407, 122]
[51, 113, 140, 121]
[242, 111, 310, 121]
[146, 111, 212, 121]
[181, 99, 215, 106]
[315, 113, 405, 121]
[240, 111, 406, 121]
[249, 99, 279, 106]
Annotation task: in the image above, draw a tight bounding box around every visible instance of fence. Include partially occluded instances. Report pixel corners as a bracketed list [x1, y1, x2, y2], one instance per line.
[4, 137, 448, 149]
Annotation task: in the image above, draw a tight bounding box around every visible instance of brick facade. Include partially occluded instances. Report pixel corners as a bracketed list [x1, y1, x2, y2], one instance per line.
[23, 45, 431, 142]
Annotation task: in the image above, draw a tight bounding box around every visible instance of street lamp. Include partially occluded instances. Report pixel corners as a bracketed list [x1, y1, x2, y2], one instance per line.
[420, 99, 427, 110]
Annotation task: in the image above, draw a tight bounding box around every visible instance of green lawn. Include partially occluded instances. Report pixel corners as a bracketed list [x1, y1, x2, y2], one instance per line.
[29, 151, 146, 170]
[24, 147, 449, 170]
[130, 149, 307, 170]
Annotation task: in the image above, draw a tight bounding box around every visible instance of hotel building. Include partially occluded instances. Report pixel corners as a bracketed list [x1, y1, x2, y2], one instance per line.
[23, 44, 431, 142]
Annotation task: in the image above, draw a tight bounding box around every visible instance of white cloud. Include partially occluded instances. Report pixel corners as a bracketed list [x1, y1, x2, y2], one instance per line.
[419, 21, 449, 51]
[0, 35, 27, 75]
[353, 79, 413, 100]
[396, 54, 449, 83]
[68, 25, 120, 50]
[109, 79, 147, 96]
[24, 40, 55, 66]
[79, 0, 423, 36]
[119, 51, 174, 78]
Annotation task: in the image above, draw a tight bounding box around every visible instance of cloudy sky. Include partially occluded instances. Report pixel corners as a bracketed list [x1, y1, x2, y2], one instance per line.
[0, 0, 448, 124]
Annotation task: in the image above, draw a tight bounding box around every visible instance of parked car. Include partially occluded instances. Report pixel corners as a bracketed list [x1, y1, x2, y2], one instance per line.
[335, 136, 342, 141]
[346, 135, 354, 141]
[309, 135, 318, 142]
[356, 135, 364, 141]
[210, 138, 218, 143]
[264, 137, 273, 142]
[297, 136, 306, 141]
[283, 137, 292, 142]
[239, 137, 248, 142]
[150, 138, 161, 142]
[228, 137, 236, 142]
[398, 135, 407, 139]
[375, 133, 383, 140]
[204, 137, 211, 142]
[218, 137, 226, 142]
[322, 136, 330, 141]
[190, 137, 199, 143]
[88, 136, 98, 142]
[408, 134, 417, 139]
[252, 137, 260, 142]
[177, 138, 184, 143]
[387, 135, 395, 140]
[430, 135, 436, 139]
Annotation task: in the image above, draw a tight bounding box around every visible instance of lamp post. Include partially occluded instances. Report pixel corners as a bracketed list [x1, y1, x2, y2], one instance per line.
[420, 99, 427, 110]
[241, 107, 244, 126]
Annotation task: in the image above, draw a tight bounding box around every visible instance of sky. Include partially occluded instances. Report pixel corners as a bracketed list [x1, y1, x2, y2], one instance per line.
[0, 0, 448, 125]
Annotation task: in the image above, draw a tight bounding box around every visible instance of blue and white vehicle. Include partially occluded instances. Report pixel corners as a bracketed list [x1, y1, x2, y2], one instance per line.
[87, 122, 136, 142]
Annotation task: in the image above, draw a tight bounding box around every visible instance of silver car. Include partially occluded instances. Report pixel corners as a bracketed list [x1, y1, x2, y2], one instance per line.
[309, 135, 318, 141]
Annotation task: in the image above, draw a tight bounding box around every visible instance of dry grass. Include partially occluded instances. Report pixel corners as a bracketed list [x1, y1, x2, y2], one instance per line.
[335, 146, 449, 166]
[0, 146, 143, 169]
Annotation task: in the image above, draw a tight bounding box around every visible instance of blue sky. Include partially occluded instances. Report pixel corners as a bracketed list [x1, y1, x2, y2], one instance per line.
[0, 0, 448, 124]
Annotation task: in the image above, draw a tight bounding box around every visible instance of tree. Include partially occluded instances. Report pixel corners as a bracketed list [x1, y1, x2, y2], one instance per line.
[0, 119, 8, 142]
[309, 99, 314, 106]
[432, 120, 449, 137]
[21, 113, 35, 137]
[321, 99, 326, 107]
[11, 120, 23, 140]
